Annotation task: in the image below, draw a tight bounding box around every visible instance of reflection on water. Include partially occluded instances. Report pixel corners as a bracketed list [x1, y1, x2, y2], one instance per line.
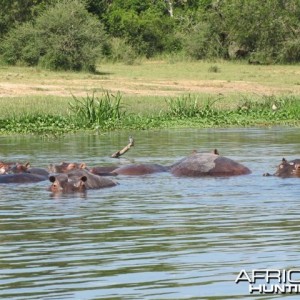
[0, 127, 299, 299]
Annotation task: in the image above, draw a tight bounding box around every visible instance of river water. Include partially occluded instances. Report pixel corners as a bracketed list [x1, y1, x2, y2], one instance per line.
[0, 127, 299, 299]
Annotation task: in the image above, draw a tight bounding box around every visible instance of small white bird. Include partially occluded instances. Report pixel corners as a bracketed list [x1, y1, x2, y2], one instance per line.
[129, 136, 134, 146]
[272, 104, 277, 111]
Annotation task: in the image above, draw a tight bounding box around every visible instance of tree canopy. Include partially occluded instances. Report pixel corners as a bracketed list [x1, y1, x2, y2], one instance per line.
[1, 0, 300, 70]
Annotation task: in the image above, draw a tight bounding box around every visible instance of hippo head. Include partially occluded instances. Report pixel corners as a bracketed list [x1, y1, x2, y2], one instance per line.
[294, 163, 300, 177]
[48, 162, 87, 173]
[274, 158, 300, 178]
[48, 174, 87, 193]
[10, 162, 31, 173]
[0, 161, 17, 174]
[0, 165, 7, 174]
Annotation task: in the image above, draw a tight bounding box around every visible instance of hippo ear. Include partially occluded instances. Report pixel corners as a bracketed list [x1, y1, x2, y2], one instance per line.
[49, 175, 56, 183]
[282, 158, 287, 162]
[25, 162, 31, 169]
[213, 149, 219, 155]
[81, 176, 87, 182]
[80, 163, 87, 169]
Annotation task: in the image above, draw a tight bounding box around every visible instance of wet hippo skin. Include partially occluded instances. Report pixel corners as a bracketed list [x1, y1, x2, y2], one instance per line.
[170, 152, 251, 177]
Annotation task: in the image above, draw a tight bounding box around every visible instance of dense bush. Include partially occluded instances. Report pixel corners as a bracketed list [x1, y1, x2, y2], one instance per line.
[107, 38, 138, 65]
[1, 0, 300, 64]
[105, 4, 179, 57]
[1, 23, 40, 66]
[1, 0, 107, 71]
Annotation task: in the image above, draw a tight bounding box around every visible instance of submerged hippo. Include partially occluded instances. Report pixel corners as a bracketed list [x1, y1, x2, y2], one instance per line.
[90, 165, 119, 176]
[0, 173, 47, 184]
[10, 162, 49, 177]
[0, 161, 17, 174]
[169, 151, 251, 177]
[48, 169, 117, 193]
[264, 158, 300, 178]
[112, 163, 168, 175]
[48, 162, 87, 173]
[49, 173, 87, 193]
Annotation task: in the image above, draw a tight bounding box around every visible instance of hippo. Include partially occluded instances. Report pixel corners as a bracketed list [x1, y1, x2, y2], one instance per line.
[67, 169, 118, 189]
[0, 161, 17, 174]
[0, 173, 48, 184]
[90, 165, 119, 176]
[9, 162, 50, 177]
[169, 150, 251, 177]
[49, 174, 87, 193]
[111, 163, 168, 175]
[264, 158, 300, 178]
[48, 169, 117, 193]
[48, 162, 87, 173]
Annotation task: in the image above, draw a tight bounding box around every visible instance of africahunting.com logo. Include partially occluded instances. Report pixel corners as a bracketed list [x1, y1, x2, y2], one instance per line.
[235, 269, 300, 294]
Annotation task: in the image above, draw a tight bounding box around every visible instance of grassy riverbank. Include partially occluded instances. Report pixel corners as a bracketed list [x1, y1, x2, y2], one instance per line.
[0, 60, 300, 135]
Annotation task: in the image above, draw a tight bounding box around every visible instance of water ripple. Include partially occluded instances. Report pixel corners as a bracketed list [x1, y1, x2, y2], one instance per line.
[0, 128, 300, 299]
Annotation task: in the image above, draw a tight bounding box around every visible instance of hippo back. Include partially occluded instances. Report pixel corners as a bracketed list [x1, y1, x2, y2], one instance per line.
[170, 153, 251, 177]
[67, 169, 117, 189]
[0, 173, 48, 184]
[28, 167, 50, 177]
[90, 165, 119, 176]
[112, 163, 167, 175]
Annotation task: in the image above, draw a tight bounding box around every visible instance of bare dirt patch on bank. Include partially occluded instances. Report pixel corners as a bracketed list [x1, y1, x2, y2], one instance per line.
[0, 78, 298, 98]
[1, 61, 300, 98]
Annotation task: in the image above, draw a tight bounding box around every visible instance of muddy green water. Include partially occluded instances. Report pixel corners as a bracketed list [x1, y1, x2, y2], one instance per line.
[0, 128, 299, 299]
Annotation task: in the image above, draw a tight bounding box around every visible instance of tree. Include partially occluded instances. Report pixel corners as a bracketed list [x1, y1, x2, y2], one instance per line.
[222, 0, 300, 63]
[0, 0, 55, 38]
[1, 0, 107, 72]
[104, 0, 180, 57]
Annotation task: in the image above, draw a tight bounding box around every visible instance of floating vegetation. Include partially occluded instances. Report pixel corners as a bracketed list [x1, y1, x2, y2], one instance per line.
[0, 92, 299, 136]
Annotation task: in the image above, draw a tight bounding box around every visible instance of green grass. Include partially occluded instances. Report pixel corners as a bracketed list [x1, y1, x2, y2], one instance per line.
[0, 92, 299, 135]
[2, 60, 300, 91]
[0, 96, 69, 118]
[0, 60, 300, 135]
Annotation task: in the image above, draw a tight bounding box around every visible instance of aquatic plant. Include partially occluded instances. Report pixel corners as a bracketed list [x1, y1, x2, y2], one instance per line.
[0, 93, 299, 135]
[165, 94, 219, 119]
[0, 113, 74, 135]
[68, 91, 126, 128]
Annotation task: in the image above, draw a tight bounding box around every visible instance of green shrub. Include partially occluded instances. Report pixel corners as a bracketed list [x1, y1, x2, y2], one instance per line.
[69, 91, 126, 128]
[183, 21, 227, 60]
[165, 94, 219, 119]
[278, 38, 300, 63]
[107, 37, 138, 65]
[1, 0, 107, 72]
[208, 65, 221, 73]
[1, 23, 40, 66]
